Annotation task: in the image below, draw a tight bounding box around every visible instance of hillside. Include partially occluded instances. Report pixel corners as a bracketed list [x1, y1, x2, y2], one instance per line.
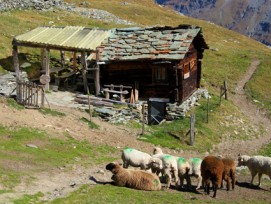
[0, 0, 271, 203]
[156, 0, 271, 46]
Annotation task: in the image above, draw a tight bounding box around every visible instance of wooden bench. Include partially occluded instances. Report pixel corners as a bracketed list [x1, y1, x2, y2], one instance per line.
[103, 84, 132, 102]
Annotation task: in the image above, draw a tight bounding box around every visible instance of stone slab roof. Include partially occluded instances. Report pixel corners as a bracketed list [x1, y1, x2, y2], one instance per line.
[99, 24, 207, 62]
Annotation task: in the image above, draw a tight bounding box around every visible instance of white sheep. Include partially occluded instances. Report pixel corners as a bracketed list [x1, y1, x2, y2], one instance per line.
[177, 157, 190, 189]
[106, 162, 161, 191]
[121, 148, 162, 171]
[237, 154, 271, 186]
[152, 147, 179, 189]
[187, 158, 202, 190]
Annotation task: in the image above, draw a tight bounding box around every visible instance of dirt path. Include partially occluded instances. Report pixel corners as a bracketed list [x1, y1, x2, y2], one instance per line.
[213, 59, 271, 157]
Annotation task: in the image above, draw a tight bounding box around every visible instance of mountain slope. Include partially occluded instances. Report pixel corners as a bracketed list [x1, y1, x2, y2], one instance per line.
[156, 0, 271, 45]
[0, 0, 271, 116]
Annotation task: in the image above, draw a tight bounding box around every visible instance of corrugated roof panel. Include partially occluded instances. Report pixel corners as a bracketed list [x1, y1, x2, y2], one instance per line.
[14, 26, 110, 51]
[16, 27, 48, 41]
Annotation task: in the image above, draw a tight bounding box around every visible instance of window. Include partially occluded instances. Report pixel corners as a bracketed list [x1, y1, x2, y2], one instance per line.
[153, 67, 167, 83]
[183, 62, 190, 79]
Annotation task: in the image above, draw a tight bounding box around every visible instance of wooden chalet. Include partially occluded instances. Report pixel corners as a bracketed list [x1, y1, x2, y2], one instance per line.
[12, 25, 208, 106]
[98, 25, 208, 102]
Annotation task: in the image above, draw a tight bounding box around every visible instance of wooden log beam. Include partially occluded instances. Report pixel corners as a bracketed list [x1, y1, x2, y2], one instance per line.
[95, 49, 100, 96]
[45, 48, 50, 91]
[81, 51, 88, 93]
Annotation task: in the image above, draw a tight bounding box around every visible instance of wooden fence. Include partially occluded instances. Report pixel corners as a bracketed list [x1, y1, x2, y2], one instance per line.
[16, 80, 45, 108]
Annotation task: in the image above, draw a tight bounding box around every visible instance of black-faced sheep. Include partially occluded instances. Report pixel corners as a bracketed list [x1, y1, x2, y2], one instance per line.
[105, 162, 161, 191]
[121, 148, 163, 171]
[201, 156, 224, 198]
[221, 158, 236, 191]
[237, 154, 271, 186]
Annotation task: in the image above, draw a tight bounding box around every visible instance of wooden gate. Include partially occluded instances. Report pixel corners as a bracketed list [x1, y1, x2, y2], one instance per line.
[16, 80, 45, 108]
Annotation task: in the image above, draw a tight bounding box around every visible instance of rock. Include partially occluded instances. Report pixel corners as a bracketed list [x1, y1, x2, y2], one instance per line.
[26, 143, 38, 148]
[69, 182, 76, 188]
[96, 170, 105, 175]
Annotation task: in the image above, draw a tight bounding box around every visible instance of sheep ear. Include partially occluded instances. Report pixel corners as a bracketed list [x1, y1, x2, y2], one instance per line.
[238, 153, 241, 157]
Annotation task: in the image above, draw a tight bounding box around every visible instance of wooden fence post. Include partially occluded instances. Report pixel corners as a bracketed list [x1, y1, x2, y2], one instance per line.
[224, 80, 228, 100]
[206, 97, 210, 123]
[141, 104, 145, 135]
[219, 80, 228, 105]
[190, 114, 195, 146]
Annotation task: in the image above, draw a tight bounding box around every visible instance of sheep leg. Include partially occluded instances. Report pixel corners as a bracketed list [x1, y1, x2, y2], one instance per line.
[257, 173, 262, 186]
[179, 175, 184, 189]
[164, 168, 172, 189]
[173, 169, 179, 189]
[250, 171, 257, 185]
[206, 181, 210, 195]
[225, 176, 230, 191]
[231, 171, 235, 190]
[123, 161, 129, 169]
[196, 175, 202, 190]
[220, 179, 224, 189]
[213, 184, 217, 198]
[186, 175, 192, 190]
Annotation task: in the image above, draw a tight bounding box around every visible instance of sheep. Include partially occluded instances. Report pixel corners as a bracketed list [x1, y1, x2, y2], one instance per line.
[152, 147, 179, 189]
[121, 148, 163, 171]
[187, 158, 202, 190]
[221, 158, 236, 191]
[237, 154, 271, 186]
[201, 155, 224, 198]
[177, 157, 190, 189]
[105, 162, 161, 191]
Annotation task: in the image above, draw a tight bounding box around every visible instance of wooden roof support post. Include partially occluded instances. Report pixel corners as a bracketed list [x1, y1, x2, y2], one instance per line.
[60, 50, 65, 69]
[73, 51, 77, 70]
[45, 48, 50, 91]
[41, 48, 45, 71]
[13, 44, 21, 102]
[81, 51, 88, 93]
[95, 48, 100, 96]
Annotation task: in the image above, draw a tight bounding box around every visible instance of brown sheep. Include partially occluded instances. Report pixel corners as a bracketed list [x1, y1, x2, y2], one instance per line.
[201, 156, 224, 198]
[221, 158, 236, 191]
[105, 162, 161, 191]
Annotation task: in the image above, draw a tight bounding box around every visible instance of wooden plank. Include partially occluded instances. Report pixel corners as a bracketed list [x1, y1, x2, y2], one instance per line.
[74, 98, 114, 107]
[104, 84, 132, 89]
[103, 89, 129, 95]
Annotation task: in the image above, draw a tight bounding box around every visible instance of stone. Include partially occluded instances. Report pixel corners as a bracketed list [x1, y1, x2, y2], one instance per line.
[26, 144, 38, 148]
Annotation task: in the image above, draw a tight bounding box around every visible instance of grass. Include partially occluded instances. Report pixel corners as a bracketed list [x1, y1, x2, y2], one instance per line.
[38, 107, 66, 117]
[45, 184, 269, 204]
[80, 117, 99, 129]
[12, 192, 44, 204]
[0, 126, 117, 189]
[259, 142, 271, 157]
[6, 98, 25, 110]
[137, 95, 260, 152]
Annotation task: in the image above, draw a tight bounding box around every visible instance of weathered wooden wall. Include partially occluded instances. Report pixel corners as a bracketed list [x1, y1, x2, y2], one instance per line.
[100, 45, 199, 102]
[100, 61, 176, 100]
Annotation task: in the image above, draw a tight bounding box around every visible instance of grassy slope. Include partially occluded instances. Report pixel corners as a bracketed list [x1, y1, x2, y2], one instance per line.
[1, 0, 270, 113]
